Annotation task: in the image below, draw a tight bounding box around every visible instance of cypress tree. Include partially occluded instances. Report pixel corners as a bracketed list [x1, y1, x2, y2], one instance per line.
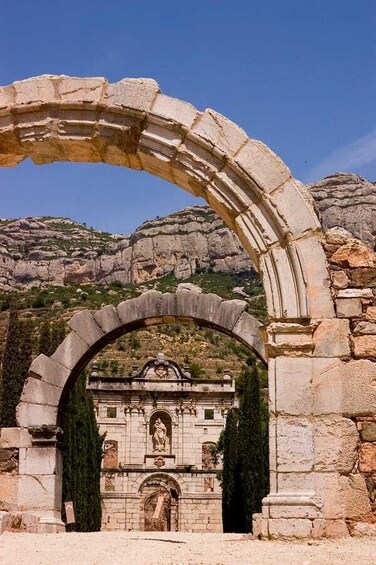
[61, 372, 103, 531]
[19, 320, 33, 386]
[38, 318, 52, 356]
[50, 319, 66, 353]
[0, 308, 22, 426]
[222, 408, 241, 532]
[237, 361, 264, 533]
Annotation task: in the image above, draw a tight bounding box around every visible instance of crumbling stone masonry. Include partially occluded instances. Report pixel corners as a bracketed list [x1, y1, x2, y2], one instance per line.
[0, 75, 374, 539]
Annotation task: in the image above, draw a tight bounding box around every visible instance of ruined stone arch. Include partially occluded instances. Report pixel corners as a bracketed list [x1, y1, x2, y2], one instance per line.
[2, 75, 362, 539]
[0, 74, 333, 320]
[18, 289, 265, 427]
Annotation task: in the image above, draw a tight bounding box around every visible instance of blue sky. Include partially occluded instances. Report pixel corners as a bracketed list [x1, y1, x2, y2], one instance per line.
[0, 0, 374, 233]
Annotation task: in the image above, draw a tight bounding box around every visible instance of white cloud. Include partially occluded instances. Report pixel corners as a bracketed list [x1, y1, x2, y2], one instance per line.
[305, 128, 376, 182]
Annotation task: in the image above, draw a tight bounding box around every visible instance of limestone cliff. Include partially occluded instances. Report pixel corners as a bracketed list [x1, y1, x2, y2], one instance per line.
[0, 172, 374, 290]
[309, 173, 376, 248]
[0, 208, 252, 290]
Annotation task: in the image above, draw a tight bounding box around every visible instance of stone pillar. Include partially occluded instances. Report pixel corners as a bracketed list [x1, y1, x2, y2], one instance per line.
[18, 426, 65, 533]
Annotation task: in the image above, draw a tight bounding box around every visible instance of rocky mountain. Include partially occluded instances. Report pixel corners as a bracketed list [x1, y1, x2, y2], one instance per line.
[0, 172, 374, 291]
[309, 173, 376, 248]
[0, 208, 251, 290]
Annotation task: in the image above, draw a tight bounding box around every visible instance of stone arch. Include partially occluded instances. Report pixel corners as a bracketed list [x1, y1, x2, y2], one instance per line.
[0, 74, 333, 321]
[17, 290, 265, 428]
[3, 75, 353, 539]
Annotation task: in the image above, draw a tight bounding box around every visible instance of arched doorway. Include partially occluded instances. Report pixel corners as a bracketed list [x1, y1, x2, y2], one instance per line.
[139, 475, 180, 532]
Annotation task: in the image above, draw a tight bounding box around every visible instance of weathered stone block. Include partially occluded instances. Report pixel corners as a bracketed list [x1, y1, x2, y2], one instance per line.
[336, 298, 362, 318]
[20, 377, 62, 407]
[13, 76, 56, 105]
[106, 78, 159, 112]
[151, 94, 197, 129]
[68, 309, 105, 346]
[18, 474, 61, 511]
[271, 179, 320, 236]
[232, 311, 265, 361]
[325, 519, 350, 538]
[276, 417, 314, 472]
[175, 289, 201, 319]
[117, 290, 162, 325]
[366, 306, 376, 321]
[314, 472, 344, 519]
[0, 448, 18, 472]
[350, 267, 376, 287]
[195, 293, 222, 323]
[17, 402, 57, 428]
[276, 472, 314, 492]
[314, 416, 358, 474]
[234, 139, 291, 193]
[359, 443, 376, 473]
[331, 270, 349, 289]
[339, 474, 373, 521]
[51, 331, 89, 370]
[330, 241, 375, 268]
[293, 235, 335, 320]
[313, 319, 350, 357]
[352, 335, 376, 358]
[212, 299, 246, 331]
[19, 446, 61, 475]
[94, 304, 122, 334]
[268, 518, 312, 539]
[342, 360, 376, 416]
[58, 76, 106, 104]
[313, 358, 343, 415]
[360, 421, 376, 442]
[337, 288, 373, 298]
[0, 428, 32, 449]
[273, 357, 313, 416]
[28, 354, 70, 388]
[352, 522, 376, 537]
[354, 322, 376, 335]
[190, 109, 248, 156]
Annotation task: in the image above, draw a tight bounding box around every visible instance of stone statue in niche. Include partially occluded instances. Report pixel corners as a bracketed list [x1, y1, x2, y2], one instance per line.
[153, 418, 169, 452]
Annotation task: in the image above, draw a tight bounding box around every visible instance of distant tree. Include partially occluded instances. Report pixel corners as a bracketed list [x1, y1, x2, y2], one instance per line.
[189, 362, 204, 379]
[38, 318, 52, 356]
[0, 310, 33, 427]
[221, 408, 242, 533]
[61, 372, 104, 531]
[50, 318, 66, 352]
[19, 320, 33, 388]
[237, 361, 265, 533]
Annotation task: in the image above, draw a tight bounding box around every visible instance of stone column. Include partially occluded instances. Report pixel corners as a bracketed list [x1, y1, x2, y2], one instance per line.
[257, 317, 369, 539]
[258, 322, 337, 538]
[18, 426, 65, 533]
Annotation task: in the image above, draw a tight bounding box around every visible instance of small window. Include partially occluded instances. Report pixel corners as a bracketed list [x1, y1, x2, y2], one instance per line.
[107, 407, 117, 418]
[204, 409, 214, 420]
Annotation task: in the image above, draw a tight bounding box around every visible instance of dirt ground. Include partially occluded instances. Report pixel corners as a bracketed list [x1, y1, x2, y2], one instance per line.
[1, 531, 376, 565]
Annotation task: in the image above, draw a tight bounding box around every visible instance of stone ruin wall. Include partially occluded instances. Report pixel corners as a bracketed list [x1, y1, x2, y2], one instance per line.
[323, 227, 376, 535]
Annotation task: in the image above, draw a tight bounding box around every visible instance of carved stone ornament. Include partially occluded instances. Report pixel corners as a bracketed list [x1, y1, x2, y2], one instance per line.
[154, 456, 165, 468]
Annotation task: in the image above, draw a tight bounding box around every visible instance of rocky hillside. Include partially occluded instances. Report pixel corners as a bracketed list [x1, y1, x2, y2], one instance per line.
[0, 172, 374, 292]
[309, 173, 376, 248]
[0, 208, 251, 291]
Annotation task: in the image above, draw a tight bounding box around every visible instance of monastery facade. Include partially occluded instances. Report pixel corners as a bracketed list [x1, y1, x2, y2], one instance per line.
[87, 353, 236, 532]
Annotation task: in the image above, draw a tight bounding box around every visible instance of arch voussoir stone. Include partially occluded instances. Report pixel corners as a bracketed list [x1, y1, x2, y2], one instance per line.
[67, 309, 105, 346]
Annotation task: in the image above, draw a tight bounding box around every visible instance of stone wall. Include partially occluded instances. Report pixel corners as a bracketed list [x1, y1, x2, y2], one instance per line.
[100, 473, 222, 533]
[324, 228, 376, 531]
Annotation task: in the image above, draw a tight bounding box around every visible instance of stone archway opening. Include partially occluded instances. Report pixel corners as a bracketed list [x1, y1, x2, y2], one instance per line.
[0, 74, 361, 540]
[139, 474, 180, 532]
